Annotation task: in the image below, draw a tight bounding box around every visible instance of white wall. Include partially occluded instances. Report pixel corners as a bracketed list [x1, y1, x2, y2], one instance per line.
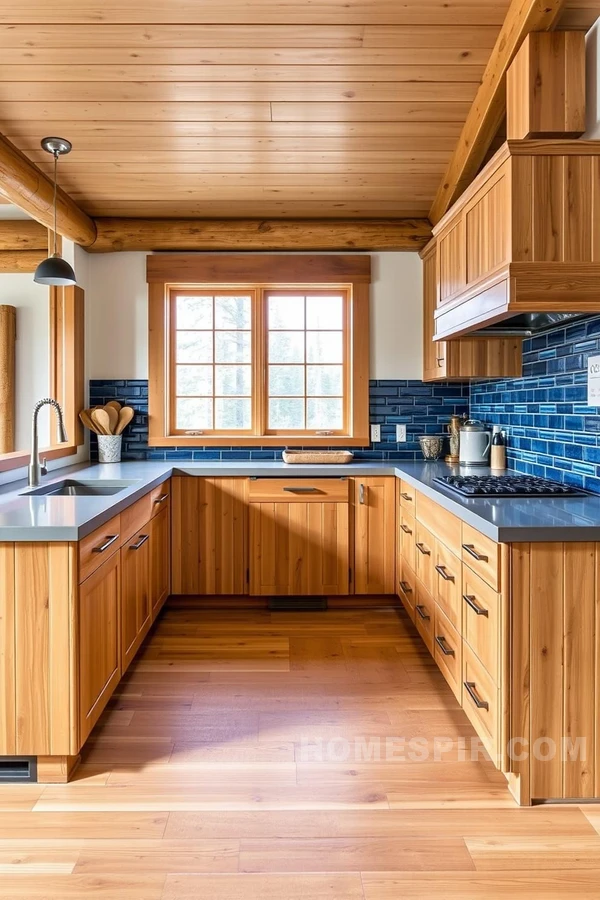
[86, 250, 423, 381]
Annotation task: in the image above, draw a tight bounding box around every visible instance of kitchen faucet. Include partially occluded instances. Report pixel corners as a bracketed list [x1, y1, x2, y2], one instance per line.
[28, 398, 68, 488]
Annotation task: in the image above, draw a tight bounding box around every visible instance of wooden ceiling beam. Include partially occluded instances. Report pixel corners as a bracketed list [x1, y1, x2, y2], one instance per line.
[429, 0, 568, 225]
[0, 133, 96, 246]
[0, 219, 48, 251]
[88, 217, 432, 253]
[0, 249, 48, 273]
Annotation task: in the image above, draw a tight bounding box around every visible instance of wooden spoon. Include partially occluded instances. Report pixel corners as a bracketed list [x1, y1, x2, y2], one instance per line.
[104, 405, 119, 433]
[79, 409, 100, 434]
[115, 406, 134, 435]
[105, 400, 122, 413]
[91, 408, 112, 435]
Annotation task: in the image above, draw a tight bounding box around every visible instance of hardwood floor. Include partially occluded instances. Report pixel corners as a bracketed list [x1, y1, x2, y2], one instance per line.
[2, 603, 600, 898]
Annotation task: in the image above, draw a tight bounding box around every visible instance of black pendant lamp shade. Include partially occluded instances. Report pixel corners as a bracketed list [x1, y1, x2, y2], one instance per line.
[34, 136, 77, 287]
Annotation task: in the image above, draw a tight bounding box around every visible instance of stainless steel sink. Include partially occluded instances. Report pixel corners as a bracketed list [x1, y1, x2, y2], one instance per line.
[21, 479, 138, 497]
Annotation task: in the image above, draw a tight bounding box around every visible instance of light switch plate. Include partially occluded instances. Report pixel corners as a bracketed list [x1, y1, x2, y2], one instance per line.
[396, 424, 407, 442]
[370, 424, 381, 443]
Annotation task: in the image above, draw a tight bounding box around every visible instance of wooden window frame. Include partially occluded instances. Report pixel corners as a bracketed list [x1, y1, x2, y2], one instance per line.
[148, 254, 370, 447]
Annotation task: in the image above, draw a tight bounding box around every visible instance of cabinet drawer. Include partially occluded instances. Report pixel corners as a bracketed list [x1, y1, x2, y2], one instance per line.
[121, 492, 152, 543]
[415, 521, 435, 594]
[399, 509, 416, 573]
[461, 522, 500, 590]
[249, 478, 349, 503]
[415, 580, 434, 655]
[434, 605, 462, 703]
[462, 642, 499, 765]
[463, 566, 501, 684]
[434, 540, 462, 632]
[417, 492, 462, 558]
[150, 479, 171, 518]
[399, 481, 416, 510]
[79, 513, 121, 583]
[398, 559, 416, 622]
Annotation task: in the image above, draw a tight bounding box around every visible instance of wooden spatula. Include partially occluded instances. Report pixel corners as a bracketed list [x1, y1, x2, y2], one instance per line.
[79, 409, 100, 434]
[91, 408, 112, 435]
[105, 400, 122, 413]
[115, 406, 134, 434]
[104, 404, 119, 433]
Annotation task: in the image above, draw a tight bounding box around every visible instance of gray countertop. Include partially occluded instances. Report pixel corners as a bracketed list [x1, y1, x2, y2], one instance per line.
[1, 459, 600, 543]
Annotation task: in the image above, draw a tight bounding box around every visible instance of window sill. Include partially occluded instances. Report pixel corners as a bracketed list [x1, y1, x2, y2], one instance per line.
[149, 434, 370, 448]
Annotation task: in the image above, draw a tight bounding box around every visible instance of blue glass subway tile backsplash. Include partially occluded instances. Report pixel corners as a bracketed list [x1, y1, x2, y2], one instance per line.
[89, 379, 469, 463]
[470, 313, 600, 493]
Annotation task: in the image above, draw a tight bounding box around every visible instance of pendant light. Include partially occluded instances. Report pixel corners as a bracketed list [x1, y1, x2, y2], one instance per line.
[34, 137, 77, 286]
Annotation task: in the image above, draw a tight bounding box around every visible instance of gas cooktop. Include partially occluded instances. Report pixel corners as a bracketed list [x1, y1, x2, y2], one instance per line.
[434, 474, 586, 498]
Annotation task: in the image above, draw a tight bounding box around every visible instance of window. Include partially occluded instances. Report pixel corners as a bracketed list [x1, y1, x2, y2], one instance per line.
[148, 254, 370, 446]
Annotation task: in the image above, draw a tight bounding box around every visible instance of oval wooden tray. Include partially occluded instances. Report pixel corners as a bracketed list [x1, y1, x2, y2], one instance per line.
[282, 450, 354, 464]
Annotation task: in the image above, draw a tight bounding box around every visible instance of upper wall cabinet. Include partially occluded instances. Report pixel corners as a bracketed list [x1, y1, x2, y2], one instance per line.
[431, 141, 600, 341]
[422, 242, 522, 383]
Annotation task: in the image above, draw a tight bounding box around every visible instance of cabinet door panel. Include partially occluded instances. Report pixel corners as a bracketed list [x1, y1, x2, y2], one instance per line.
[353, 477, 396, 595]
[249, 501, 349, 596]
[79, 551, 121, 744]
[171, 476, 248, 595]
[150, 504, 170, 620]
[121, 529, 151, 671]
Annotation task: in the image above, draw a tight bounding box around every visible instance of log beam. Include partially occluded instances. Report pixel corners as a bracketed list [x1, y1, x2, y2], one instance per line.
[0, 134, 96, 247]
[0, 219, 48, 251]
[0, 249, 47, 273]
[429, 0, 567, 225]
[89, 217, 432, 253]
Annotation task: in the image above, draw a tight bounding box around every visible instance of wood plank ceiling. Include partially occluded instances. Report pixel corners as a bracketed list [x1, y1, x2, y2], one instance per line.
[0, 0, 595, 220]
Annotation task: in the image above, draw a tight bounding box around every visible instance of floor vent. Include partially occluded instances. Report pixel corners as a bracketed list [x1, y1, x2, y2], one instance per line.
[0, 757, 37, 783]
[268, 597, 328, 611]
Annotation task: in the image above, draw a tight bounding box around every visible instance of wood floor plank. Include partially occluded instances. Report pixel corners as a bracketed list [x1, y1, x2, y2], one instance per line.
[162, 873, 365, 900]
[466, 835, 600, 870]
[0, 812, 168, 840]
[361, 871, 600, 899]
[73, 841, 240, 874]
[0, 874, 165, 898]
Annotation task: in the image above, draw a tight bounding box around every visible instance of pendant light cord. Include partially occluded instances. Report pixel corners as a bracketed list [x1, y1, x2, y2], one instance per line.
[52, 150, 58, 256]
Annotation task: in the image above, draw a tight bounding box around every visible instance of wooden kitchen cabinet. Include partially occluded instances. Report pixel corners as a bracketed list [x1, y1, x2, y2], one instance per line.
[121, 528, 151, 671]
[249, 478, 350, 596]
[150, 503, 170, 620]
[79, 550, 121, 744]
[353, 476, 395, 595]
[171, 476, 248, 595]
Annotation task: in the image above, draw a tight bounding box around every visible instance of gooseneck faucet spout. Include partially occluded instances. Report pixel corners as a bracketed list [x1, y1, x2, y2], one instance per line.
[28, 398, 68, 488]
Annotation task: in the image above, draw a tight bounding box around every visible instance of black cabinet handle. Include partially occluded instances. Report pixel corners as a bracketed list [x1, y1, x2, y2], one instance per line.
[92, 534, 119, 554]
[416, 542, 430, 556]
[435, 564, 454, 582]
[399, 581, 413, 594]
[464, 681, 489, 711]
[400, 523, 412, 534]
[462, 543, 488, 562]
[154, 492, 170, 503]
[435, 635, 455, 657]
[283, 486, 319, 493]
[130, 533, 150, 550]
[401, 492, 413, 501]
[463, 594, 489, 617]
[415, 604, 430, 621]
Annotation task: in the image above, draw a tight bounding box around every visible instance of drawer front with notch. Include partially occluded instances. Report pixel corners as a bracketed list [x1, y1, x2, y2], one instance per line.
[415, 580, 434, 654]
[463, 566, 501, 682]
[461, 522, 500, 590]
[415, 521, 435, 594]
[434, 604, 462, 703]
[248, 478, 349, 503]
[434, 540, 462, 631]
[79, 513, 122, 583]
[150, 479, 171, 518]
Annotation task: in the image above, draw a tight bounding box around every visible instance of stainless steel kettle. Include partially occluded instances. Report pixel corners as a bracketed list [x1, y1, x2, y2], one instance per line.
[459, 419, 491, 467]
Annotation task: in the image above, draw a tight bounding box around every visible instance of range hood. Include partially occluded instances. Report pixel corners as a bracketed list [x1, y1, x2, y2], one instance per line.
[471, 312, 589, 337]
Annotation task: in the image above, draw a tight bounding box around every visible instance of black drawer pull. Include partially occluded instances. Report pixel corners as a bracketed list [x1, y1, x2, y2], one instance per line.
[435, 564, 454, 582]
[92, 534, 119, 554]
[435, 635, 455, 657]
[283, 486, 319, 493]
[401, 492, 413, 501]
[462, 543, 488, 562]
[400, 523, 412, 534]
[415, 604, 430, 621]
[464, 680, 489, 711]
[463, 594, 489, 617]
[416, 542, 430, 556]
[399, 581, 413, 594]
[154, 492, 170, 504]
[130, 533, 150, 550]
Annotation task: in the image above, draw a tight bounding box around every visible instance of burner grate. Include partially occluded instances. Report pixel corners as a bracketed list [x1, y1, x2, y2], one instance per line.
[433, 474, 586, 498]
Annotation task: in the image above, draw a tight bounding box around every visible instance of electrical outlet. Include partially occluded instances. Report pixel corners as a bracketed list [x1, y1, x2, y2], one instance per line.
[370, 424, 381, 443]
[396, 424, 407, 442]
